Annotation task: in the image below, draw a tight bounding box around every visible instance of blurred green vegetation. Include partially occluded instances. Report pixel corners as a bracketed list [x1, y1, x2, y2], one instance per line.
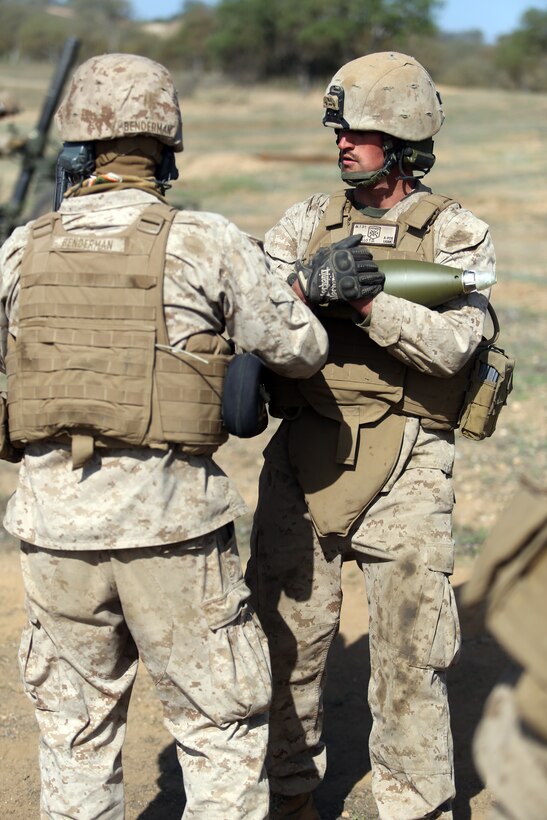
[0, 0, 545, 91]
[453, 523, 488, 558]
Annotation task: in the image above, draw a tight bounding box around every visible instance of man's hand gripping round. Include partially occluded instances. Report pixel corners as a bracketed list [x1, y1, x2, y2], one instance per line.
[294, 235, 385, 305]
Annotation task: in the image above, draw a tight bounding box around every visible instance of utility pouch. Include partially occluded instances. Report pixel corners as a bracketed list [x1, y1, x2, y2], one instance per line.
[458, 305, 515, 441]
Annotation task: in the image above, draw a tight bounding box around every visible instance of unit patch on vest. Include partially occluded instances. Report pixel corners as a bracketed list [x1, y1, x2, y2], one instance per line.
[351, 223, 398, 246]
[52, 236, 127, 253]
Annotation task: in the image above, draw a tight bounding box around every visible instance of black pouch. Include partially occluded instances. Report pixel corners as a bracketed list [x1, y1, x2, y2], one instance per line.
[221, 353, 269, 438]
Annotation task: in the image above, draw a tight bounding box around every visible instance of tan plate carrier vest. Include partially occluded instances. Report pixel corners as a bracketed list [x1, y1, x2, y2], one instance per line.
[6, 203, 232, 468]
[269, 190, 475, 537]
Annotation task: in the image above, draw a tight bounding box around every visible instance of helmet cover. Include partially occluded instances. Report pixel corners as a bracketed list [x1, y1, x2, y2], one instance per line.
[55, 53, 183, 151]
[323, 51, 444, 141]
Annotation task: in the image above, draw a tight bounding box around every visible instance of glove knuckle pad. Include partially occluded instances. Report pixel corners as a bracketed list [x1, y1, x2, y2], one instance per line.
[331, 249, 354, 273]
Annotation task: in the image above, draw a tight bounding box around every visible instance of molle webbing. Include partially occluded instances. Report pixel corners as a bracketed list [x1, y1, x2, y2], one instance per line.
[305, 189, 456, 263]
[152, 333, 232, 447]
[7, 205, 231, 457]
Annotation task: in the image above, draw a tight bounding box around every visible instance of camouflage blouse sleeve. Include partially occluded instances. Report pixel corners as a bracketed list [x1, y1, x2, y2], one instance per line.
[0, 223, 28, 365]
[219, 219, 328, 378]
[368, 203, 495, 377]
[165, 211, 328, 379]
[264, 194, 330, 280]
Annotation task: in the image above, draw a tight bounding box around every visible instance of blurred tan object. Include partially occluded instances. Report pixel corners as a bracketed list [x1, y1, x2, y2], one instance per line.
[0, 91, 21, 118]
[463, 477, 547, 820]
[0, 130, 25, 157]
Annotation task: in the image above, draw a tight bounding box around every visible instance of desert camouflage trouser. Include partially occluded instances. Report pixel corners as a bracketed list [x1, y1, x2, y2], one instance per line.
[246, 424, 460, 820]
[19, 527, 271, 820]
[473, 674, 547, 820]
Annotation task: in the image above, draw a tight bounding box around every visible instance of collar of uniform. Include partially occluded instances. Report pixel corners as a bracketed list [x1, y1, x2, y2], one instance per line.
[60, 187, 161, 214]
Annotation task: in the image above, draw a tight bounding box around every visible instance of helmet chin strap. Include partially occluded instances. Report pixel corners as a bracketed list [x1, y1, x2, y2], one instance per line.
[338, 134, 399, 188]
[340, 162, 393, 188]
[339, 133, 436, 188]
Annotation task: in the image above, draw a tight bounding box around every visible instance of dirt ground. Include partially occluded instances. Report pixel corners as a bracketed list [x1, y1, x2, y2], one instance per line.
[0, 72, 545, 818]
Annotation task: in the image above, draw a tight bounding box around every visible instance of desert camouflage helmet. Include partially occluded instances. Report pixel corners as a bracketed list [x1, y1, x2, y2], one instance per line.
[323, 51, 444, 141]
[55, 53, 183, 151]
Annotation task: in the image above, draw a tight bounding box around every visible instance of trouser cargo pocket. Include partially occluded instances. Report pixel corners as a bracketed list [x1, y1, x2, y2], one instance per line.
[19, 605, 60, 712]
[368, 559, 461, 671]
[203, 580, 272, 726]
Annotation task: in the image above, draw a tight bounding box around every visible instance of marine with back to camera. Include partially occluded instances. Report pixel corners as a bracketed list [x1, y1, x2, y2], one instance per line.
[0, 52, 329, 820]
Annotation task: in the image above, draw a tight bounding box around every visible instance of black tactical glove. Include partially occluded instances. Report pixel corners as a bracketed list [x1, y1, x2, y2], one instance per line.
[295, 235, 385, 304]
